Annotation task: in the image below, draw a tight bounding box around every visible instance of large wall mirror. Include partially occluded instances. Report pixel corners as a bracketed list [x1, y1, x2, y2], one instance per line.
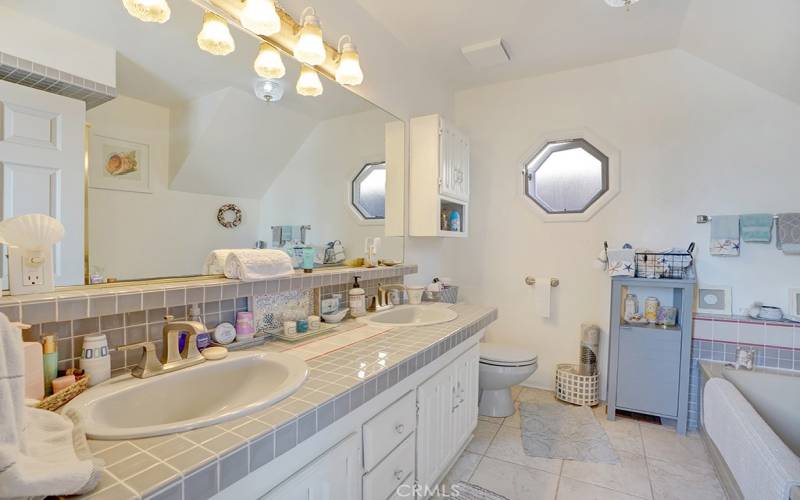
[0, 0, 404, 286]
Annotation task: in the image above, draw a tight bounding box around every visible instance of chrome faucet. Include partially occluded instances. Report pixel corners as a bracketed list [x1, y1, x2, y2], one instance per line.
[117, 315, 206, 378]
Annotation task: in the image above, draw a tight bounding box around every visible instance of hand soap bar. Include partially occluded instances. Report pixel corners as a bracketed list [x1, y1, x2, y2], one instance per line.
[52, 374, 76, 394]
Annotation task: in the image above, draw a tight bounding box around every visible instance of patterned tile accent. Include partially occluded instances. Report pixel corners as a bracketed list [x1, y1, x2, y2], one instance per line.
[0, 50, 116, 109]
[75, 304, 498, 499]
[687, 315, 799, 430]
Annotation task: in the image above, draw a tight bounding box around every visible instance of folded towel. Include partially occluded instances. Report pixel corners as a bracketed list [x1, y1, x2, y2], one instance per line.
[223, 249, 294, 281]
[0, 315, 101, 497]
[531, 276, 552, 319]
[710, 215, 740, 256]
[605, 249, 635, 276]
[202, 249, 235, 275]
[741, 213, 774, 243]
[777, 213, 800, 255]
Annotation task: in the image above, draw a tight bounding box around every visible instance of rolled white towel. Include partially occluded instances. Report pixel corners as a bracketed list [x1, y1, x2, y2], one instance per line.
[223, 249, 294, 281]
[203, 249, 236, 275]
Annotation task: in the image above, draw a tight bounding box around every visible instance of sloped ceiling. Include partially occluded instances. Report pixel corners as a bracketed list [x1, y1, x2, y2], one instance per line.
[350, 0, 800, 105]
[169, 87, 316, 198]
[679, 0, 800, 105]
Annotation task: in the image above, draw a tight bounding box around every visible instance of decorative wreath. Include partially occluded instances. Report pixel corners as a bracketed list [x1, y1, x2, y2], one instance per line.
[217, 204, 242, 228]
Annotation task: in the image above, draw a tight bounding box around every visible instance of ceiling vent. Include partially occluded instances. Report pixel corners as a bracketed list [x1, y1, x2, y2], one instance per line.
[461, 38, 510, 68]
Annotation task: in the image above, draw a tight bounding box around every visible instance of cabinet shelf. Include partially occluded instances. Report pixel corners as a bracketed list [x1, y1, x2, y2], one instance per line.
[619, 321, 681, 332]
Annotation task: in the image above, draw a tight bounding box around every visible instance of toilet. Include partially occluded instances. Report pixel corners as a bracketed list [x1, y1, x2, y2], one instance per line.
[478, 342, 538, 417]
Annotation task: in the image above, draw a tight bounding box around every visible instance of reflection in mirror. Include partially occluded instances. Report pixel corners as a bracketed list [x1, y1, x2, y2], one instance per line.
[0, 0, 404, 285]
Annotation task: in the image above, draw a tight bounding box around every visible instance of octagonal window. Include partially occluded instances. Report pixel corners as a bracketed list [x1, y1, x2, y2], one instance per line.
[524, 139, 609, 214]
[352, 161, 386, 220]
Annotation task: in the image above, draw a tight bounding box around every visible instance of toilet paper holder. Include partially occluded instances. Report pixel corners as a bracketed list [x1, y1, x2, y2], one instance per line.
[525, 276, 559, 287]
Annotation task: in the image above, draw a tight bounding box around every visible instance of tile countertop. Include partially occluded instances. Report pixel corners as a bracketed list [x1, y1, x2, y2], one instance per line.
[75, 303, 498, 500]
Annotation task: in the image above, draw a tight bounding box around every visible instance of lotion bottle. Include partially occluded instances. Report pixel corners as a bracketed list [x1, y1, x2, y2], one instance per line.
[349, 276, 366, 317]
[14, 323, 44, 400]
[42, 335, 58, 396]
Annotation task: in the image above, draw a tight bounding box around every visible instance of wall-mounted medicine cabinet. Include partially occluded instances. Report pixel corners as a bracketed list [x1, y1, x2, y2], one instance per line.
[409, 114, 470, 237]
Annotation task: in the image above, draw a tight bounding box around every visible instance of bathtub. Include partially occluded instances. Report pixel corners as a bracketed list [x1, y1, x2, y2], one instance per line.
[699, 361, 800, 500]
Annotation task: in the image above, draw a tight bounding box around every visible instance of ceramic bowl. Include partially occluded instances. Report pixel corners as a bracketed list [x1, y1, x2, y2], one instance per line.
[322, 308, 349, 323]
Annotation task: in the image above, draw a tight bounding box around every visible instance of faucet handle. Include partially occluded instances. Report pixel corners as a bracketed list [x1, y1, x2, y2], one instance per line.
[164, 314, 175, 323]
[116, 341, 161, 378]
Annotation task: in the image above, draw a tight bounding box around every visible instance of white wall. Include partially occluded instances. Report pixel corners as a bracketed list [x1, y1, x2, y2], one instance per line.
[260, 109, 404, 262]
[0, 6, 116, 87]
[445, 49, 800, 391]
[87, 95, 260, 281]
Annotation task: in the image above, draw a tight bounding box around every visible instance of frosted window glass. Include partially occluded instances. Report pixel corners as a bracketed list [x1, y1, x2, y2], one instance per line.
[352, 162, 386, 219]
[524, 139, 608, 214]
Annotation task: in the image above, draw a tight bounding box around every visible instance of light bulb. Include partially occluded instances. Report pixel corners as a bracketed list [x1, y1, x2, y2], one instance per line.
[335, 41, 363, 85]
[296, 66, 323, 97]
[122, 0, 171, 23]
[197, 12, 235, 56]
[240, 0, 281, 36]
[294, 9, 326, 66]
[253, 43, 285, 78]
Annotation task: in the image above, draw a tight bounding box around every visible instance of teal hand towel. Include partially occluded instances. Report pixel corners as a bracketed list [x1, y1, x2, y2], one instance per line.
[741, 213, 773, 243]
[710, 215, 740, 256]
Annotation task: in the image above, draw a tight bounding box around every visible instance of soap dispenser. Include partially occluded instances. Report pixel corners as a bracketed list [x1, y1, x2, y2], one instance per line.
[349, 276, 366, 317]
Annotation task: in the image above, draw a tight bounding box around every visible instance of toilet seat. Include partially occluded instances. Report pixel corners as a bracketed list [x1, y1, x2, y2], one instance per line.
[479, 342, 537, 367]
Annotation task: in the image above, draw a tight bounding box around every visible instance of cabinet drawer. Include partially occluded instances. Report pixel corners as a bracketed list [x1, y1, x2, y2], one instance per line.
[617, 326, 681, 417]
[363, 433, 415, 500]
[363, 390, 416, 470]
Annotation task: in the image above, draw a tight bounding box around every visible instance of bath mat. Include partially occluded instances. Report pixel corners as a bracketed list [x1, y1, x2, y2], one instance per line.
[520, 400, 619, 464]
[451, 482, 510, 500]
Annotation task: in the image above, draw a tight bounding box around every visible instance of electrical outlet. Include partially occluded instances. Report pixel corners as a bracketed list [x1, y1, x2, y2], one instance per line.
[23, 259, 44, 286]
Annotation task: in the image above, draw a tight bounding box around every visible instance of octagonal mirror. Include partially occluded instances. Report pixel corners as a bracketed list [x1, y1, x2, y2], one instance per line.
[525, 139, 609, 214]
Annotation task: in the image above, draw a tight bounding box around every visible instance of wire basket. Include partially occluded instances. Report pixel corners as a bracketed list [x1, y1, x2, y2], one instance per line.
[555, 364, 599, 407]
[634, 243, 695, 279]
[423, 285, 459, 304]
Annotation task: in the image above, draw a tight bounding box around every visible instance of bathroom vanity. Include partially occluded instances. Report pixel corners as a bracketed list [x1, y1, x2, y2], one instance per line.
[75, 302, 496, 499]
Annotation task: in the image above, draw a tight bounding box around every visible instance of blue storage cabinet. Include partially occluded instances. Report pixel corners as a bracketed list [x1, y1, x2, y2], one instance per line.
[607, 277, 696, 434]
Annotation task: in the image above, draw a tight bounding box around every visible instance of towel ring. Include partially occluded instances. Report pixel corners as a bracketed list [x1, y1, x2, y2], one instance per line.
[525, 276, 559, 287]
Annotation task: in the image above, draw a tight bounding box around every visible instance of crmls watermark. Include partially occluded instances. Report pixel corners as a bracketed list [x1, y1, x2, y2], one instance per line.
[395, 484, 464, 498]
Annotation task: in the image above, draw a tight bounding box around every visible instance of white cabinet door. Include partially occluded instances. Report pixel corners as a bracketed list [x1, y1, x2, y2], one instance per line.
[451, 345, 480, 450]
[0, 81, 85, 286]
[438, 120, 469, 203]
[415, 363, 455, 491]
[264, 433, 361, 500]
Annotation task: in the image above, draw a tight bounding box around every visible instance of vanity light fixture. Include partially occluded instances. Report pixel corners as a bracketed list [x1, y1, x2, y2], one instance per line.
[296, 65, 323, 96]
[254, 42, 286, 78]
[294, 7, 326, 66]
[122, 0, 171, 23]
[197, 12, 236, 56]
[240, 0, 281, 36]
[335, 35, 363, 86]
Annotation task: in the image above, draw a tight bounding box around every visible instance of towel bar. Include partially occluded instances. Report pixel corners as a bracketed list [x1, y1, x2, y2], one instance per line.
[524, 276, 559, 287]
[696, 215, 779, 224]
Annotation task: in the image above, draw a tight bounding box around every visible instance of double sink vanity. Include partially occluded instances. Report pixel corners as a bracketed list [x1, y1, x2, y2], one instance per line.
[66, 292, 496, 500]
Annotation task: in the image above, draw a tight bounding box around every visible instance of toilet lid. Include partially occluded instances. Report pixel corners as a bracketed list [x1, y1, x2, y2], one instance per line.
[479, 342, 537, 364]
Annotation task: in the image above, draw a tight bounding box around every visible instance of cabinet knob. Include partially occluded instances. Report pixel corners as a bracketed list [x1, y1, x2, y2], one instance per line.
[394, 423, 405, 434]
[394, 469, 404, 481]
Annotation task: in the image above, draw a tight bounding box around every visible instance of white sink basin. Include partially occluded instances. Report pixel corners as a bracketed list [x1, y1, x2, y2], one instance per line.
[357, 304, 458, 327]
[64, 351, 307, 440]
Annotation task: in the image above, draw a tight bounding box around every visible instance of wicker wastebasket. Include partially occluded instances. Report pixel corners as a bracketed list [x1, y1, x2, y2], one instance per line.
[555, 363, 599, 407]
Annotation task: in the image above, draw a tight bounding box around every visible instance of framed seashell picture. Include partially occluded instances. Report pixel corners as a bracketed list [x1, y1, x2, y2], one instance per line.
[89, 134, 151, 193]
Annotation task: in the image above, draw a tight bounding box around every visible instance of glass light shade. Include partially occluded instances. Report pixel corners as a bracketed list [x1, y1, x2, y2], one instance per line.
[122, 0, 171, 23]
[294, 18, 326, 66]
[604, 0, 639, 6]
[240, 0, 281, 36]
[296, 66, 323, 97]
[335, 43, 363, 85]
[254, 79, 284, 102]
[197, 12, 235, 56]
[254, 43, 285, 78]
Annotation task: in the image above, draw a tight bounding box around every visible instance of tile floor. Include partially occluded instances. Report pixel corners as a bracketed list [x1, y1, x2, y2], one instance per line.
[439, 387, 728, 500]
